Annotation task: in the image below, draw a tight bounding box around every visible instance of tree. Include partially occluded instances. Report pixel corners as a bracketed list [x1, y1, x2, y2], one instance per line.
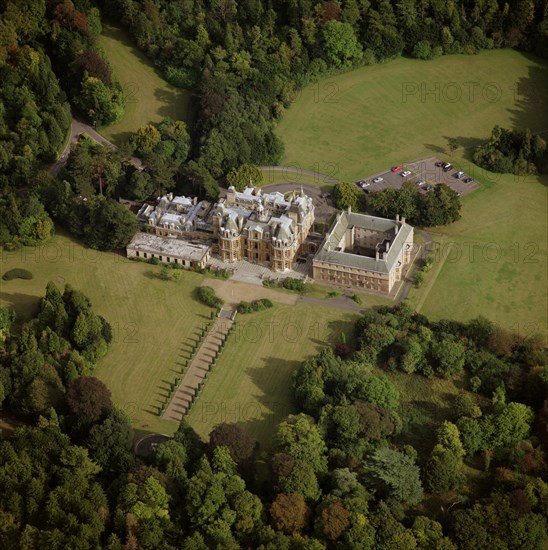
[413, 40, 433, 59]
[489, 402, 534, 450]
[270, 493, 311, 535]
[273, 414, 328, 474]
[430, 335, 465, 376]
[365, 448, 424, 505]
[314, 498, 350, 541]
[332, 181, 363, 212]
[209, 423, 255, 464]
[131, 124, 162, 156]
[322, 20, 363, 68]
[425, 422, 465, 493]
[354, 375, 399, 410]
[77, 76, 124, 125]
[226, 164, 264, 191]
[66, 376, 112, 423]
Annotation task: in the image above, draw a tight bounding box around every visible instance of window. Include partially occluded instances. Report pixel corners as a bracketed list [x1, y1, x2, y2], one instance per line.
[144, 253, 148, 258]
[136, 251, 140, 257]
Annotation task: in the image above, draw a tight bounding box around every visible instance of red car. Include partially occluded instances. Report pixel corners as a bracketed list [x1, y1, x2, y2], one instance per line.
[391, 165, 402, 172]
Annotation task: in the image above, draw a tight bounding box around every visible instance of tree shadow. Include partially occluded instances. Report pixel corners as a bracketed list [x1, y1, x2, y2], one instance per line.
[507, 59, 548, 132]
[0, 292, 41, 322]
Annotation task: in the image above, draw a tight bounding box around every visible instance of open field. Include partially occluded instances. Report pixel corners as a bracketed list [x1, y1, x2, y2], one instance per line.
[277, 49, 548, 182]
[98, 24, 191, 145]
[0, 232, 211, 437]
[0, 232, 362, 444]
[405, 151, 548, 340]
[186, 304, 359, 448]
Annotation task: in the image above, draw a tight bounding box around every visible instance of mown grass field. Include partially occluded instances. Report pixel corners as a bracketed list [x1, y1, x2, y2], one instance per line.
[0, 232, 211, 437]
[277, 49, 548, 182]
[405, 152, 548, 340]
[98, 24, 190, 145]
[0, 233, 363, 444]
[186, 304, 359, 448]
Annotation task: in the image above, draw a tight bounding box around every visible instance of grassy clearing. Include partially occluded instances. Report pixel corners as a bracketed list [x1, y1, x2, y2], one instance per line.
[259, 168, 336, 190]
[98, 24, 191, 145]
[277, 49, 548, 182]
[0, 231, 211, 437]
[405, 151, 548, 340]
[186, 304, 358, 447]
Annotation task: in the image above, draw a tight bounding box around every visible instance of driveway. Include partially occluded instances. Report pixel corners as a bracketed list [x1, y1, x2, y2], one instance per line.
[51, 114, 143, 175]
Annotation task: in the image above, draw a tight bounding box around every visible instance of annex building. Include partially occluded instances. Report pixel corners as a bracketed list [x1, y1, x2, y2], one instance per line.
[126, 186, 315, 272]
[312, 209, 414, 293]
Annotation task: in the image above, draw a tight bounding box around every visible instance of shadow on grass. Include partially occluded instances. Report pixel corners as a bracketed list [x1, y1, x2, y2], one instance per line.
[0, 292, 41, 322]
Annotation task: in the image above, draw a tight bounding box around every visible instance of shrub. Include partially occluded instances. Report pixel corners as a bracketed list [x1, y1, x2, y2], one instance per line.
[413, 271, 424, 288]
[3, 268, 34, 281]
[196, 286, 224, 308]
[282, 277, 305, 292]
[237, 298, 274, 313]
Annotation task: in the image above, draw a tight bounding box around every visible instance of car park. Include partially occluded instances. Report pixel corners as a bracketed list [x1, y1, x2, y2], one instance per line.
[373, 177, 383, 183]
[391, 165, 402, 172]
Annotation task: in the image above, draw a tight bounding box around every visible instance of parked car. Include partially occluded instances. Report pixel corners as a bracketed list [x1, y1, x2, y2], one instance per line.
[435, 161, 443, 167]
[416, 180, 425, 187]
[373, 177, 384, 183]
[401, 170, 411, 177]
[426, 185, 434, 191]
[464, 177, 473, 183]
[355, 179, 366, 186]
[391, 165, 402, 172]
[360, 182, 370, 189]
[455, 171, 465, 178]
[442, 163, 453, 172]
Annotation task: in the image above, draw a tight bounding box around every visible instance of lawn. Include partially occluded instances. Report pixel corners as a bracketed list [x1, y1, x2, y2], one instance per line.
[186, 303, 359, 448]
[98, 24, 191, 145]
[276, 49, 548, 182]
[405, 151, 548, 341]
[0, 231, 211, 437]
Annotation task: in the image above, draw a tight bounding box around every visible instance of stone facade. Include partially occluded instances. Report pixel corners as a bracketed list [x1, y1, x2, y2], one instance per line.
[129, 187, 315, 272]
[313, 210, 414, 293]
[212, 186, 314, 271]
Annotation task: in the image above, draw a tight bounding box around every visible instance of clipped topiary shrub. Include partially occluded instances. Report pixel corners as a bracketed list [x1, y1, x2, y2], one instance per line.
[3, 268, 34, 281]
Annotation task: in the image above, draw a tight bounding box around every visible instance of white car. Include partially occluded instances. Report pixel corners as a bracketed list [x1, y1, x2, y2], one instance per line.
[401, 170, 411, 177]
[416, 180, 425, 187]
[360, 182, 370, 188]
[373, 177, 383, 183]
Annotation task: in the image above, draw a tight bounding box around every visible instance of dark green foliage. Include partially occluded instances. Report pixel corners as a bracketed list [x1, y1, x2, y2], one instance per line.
[226, 164, 264, 191]
[2, 268, 34, 281]
[369, 183, 461, 227]
[281, 278, 305, 292]
[332, 182, 364, 212]
[209, 423, 256, 464]
[474, 126, 548, 175]
[237, 298, 274, 313]
[196, 286, 224, 308]
[364, 448, 424, 506]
